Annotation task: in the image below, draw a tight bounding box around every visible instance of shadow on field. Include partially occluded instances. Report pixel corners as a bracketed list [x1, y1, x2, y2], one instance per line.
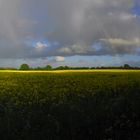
[0, 72, 139, 140]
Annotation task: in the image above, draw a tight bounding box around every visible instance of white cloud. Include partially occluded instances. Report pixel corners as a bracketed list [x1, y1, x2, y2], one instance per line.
[55, 56, 65, 62]
[35, 42, 48, 51]
[108, 12, 137, 21]
[100, 38, 140, 46]
[120, 13, 137, 20]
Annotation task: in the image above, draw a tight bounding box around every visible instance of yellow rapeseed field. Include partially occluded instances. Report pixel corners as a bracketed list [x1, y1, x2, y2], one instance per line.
[0, 69, 140, 73]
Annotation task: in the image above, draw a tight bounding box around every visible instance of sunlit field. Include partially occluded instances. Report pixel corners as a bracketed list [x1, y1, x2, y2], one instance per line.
[0, 69, 140, 73]
[0, 71, 140, 139]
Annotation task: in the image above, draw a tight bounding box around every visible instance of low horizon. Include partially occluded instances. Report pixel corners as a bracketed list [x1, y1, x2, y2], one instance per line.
[0, 63, 139, 69]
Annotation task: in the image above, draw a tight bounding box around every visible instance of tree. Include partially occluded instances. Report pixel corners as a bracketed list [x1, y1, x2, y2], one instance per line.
[19, 64, 30, 70]
[124, 64, 131, 69]
[45, 65, 52, 70]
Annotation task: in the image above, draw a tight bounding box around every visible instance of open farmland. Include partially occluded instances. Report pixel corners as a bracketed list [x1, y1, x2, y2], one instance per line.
[0, 70, 140, 139]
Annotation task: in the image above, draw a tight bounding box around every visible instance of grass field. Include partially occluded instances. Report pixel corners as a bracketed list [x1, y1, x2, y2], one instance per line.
[0, 70, 140, 139]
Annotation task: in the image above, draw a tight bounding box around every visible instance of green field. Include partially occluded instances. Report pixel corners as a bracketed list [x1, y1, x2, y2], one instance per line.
[0, 70, 140, 139]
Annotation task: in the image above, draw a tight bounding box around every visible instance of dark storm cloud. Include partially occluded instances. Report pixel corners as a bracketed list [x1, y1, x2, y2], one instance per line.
[45, 0, 140, 56]
[0, 0, 139, 59]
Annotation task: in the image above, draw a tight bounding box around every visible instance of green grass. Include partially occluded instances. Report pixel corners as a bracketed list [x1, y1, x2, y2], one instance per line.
[0, 71, 139, 139]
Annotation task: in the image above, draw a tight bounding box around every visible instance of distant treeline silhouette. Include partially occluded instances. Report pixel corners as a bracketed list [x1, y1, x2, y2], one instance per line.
[19, 63, 140, 70]
[0, 64, 139, 70]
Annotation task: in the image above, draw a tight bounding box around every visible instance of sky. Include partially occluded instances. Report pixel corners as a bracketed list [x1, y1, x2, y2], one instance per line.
[0, 0, 140, 68]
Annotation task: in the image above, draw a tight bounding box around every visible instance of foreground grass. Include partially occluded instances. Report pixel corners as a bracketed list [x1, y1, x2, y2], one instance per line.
[0, 72, 139, 139]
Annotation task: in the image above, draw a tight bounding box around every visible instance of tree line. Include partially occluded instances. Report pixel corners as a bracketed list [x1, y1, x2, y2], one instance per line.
[0, 64, 139, 70]
[18, 63, 140, 70]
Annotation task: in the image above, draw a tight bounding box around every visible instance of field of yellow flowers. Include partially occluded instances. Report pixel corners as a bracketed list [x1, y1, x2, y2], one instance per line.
[0, 71, 139, 139]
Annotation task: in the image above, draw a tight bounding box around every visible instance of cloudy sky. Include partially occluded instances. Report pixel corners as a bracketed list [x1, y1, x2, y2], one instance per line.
[0, 0, 140, 67]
